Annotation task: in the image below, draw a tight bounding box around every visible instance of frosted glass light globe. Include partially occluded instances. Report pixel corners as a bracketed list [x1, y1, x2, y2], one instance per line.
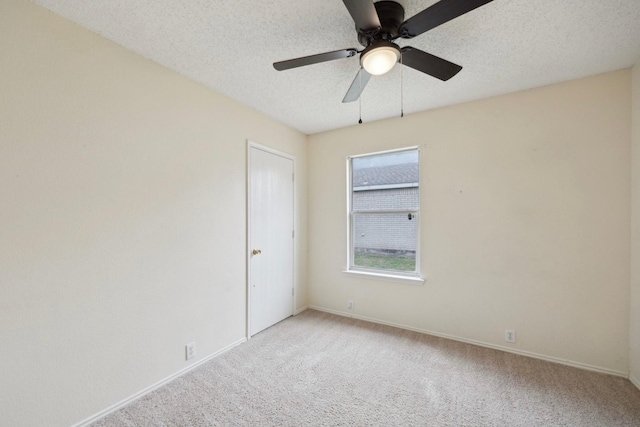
[361, 45, 400, 76]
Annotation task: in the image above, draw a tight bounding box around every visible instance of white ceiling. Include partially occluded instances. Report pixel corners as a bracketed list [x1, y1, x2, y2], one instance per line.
[31, 0, 640, 135]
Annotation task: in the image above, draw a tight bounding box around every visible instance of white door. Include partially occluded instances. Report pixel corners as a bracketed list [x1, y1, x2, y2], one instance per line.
[248, 144, 294, 336]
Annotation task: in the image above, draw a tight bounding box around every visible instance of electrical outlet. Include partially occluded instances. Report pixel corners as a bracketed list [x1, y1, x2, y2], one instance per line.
[186, 342, 196, 360]
[504, 329, 516, 343]
[347, 300, 354, 310]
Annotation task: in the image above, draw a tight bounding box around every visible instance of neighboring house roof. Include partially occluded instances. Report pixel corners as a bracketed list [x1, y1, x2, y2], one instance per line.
[353, 163, 419, 191]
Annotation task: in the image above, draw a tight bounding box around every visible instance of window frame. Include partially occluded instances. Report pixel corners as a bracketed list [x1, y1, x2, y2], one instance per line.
[346, 146, 423, 282]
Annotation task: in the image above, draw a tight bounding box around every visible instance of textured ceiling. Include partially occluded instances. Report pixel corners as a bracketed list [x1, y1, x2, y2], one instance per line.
[31, 0, 640, 135]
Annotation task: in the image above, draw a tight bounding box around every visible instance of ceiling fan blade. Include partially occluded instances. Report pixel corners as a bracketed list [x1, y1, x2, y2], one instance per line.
[401, 47, 462, 81]
[398, 0, 494, 38]
[342, 0, 381, 33]
[274, 49, 357, 71]
[342, 68, 372, 103]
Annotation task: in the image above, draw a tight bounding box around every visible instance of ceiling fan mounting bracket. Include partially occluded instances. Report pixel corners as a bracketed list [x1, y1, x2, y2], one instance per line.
[357, 1, 405, 46]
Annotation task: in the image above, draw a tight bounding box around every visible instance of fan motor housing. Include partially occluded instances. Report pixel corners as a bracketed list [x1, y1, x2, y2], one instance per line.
[358, 1, 405, 46]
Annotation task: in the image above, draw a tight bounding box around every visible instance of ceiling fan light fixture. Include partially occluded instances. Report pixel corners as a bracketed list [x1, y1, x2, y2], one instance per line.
[360, 42, 400, 76]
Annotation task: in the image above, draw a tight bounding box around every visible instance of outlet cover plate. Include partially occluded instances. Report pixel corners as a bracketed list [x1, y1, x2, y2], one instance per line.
[186, 342, 196, 360]
[504, 329, 516, 343]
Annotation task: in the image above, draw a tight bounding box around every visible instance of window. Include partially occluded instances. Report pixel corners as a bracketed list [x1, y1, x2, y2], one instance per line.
[347, 147, 421, 279]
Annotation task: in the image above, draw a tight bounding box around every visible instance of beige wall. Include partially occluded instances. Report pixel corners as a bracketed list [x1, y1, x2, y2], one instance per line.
[308, 70, 632, 375]
[0, 1, 306, 426]
[632, 61, 640, 387]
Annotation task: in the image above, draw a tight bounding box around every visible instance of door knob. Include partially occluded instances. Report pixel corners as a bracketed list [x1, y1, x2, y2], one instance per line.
[252, 249, 262, 255]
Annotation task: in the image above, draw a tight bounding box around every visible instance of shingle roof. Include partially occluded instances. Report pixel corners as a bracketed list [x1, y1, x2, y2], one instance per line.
[352, 163, 419, 188]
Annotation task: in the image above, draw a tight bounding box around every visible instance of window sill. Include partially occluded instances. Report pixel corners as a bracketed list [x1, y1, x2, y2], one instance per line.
[343, 269, 425, 285]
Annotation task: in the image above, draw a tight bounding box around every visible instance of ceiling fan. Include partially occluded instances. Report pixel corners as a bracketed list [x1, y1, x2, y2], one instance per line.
[273, 0, 494, 103]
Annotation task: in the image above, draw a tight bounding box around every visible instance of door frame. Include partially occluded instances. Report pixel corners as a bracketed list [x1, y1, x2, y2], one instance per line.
[246, 140, 296, 339]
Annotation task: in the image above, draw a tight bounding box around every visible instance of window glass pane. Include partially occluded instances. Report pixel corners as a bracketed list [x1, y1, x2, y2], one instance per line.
[353, 187, 419, 212]
[352, 150, 419, 211]
[349, 147, 420, 277]
[353, 212, 417, 272]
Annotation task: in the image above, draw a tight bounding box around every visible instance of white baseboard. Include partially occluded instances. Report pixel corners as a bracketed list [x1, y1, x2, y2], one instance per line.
[294, 305, 308, 315]
[71, 337, 247, 427]
[630, 373, 640, 391]
[308, 305, 628, 378]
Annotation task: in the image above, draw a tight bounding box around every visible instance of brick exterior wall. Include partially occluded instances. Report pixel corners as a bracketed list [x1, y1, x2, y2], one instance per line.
[353, 187, 418, 254]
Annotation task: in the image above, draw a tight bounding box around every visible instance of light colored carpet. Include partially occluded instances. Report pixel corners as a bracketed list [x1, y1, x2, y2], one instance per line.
[93, 309, 640, 426]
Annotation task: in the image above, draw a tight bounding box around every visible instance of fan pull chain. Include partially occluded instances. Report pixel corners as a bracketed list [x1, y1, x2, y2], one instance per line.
[400, 53, 404, 118]
[358, 67, 363, 124]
